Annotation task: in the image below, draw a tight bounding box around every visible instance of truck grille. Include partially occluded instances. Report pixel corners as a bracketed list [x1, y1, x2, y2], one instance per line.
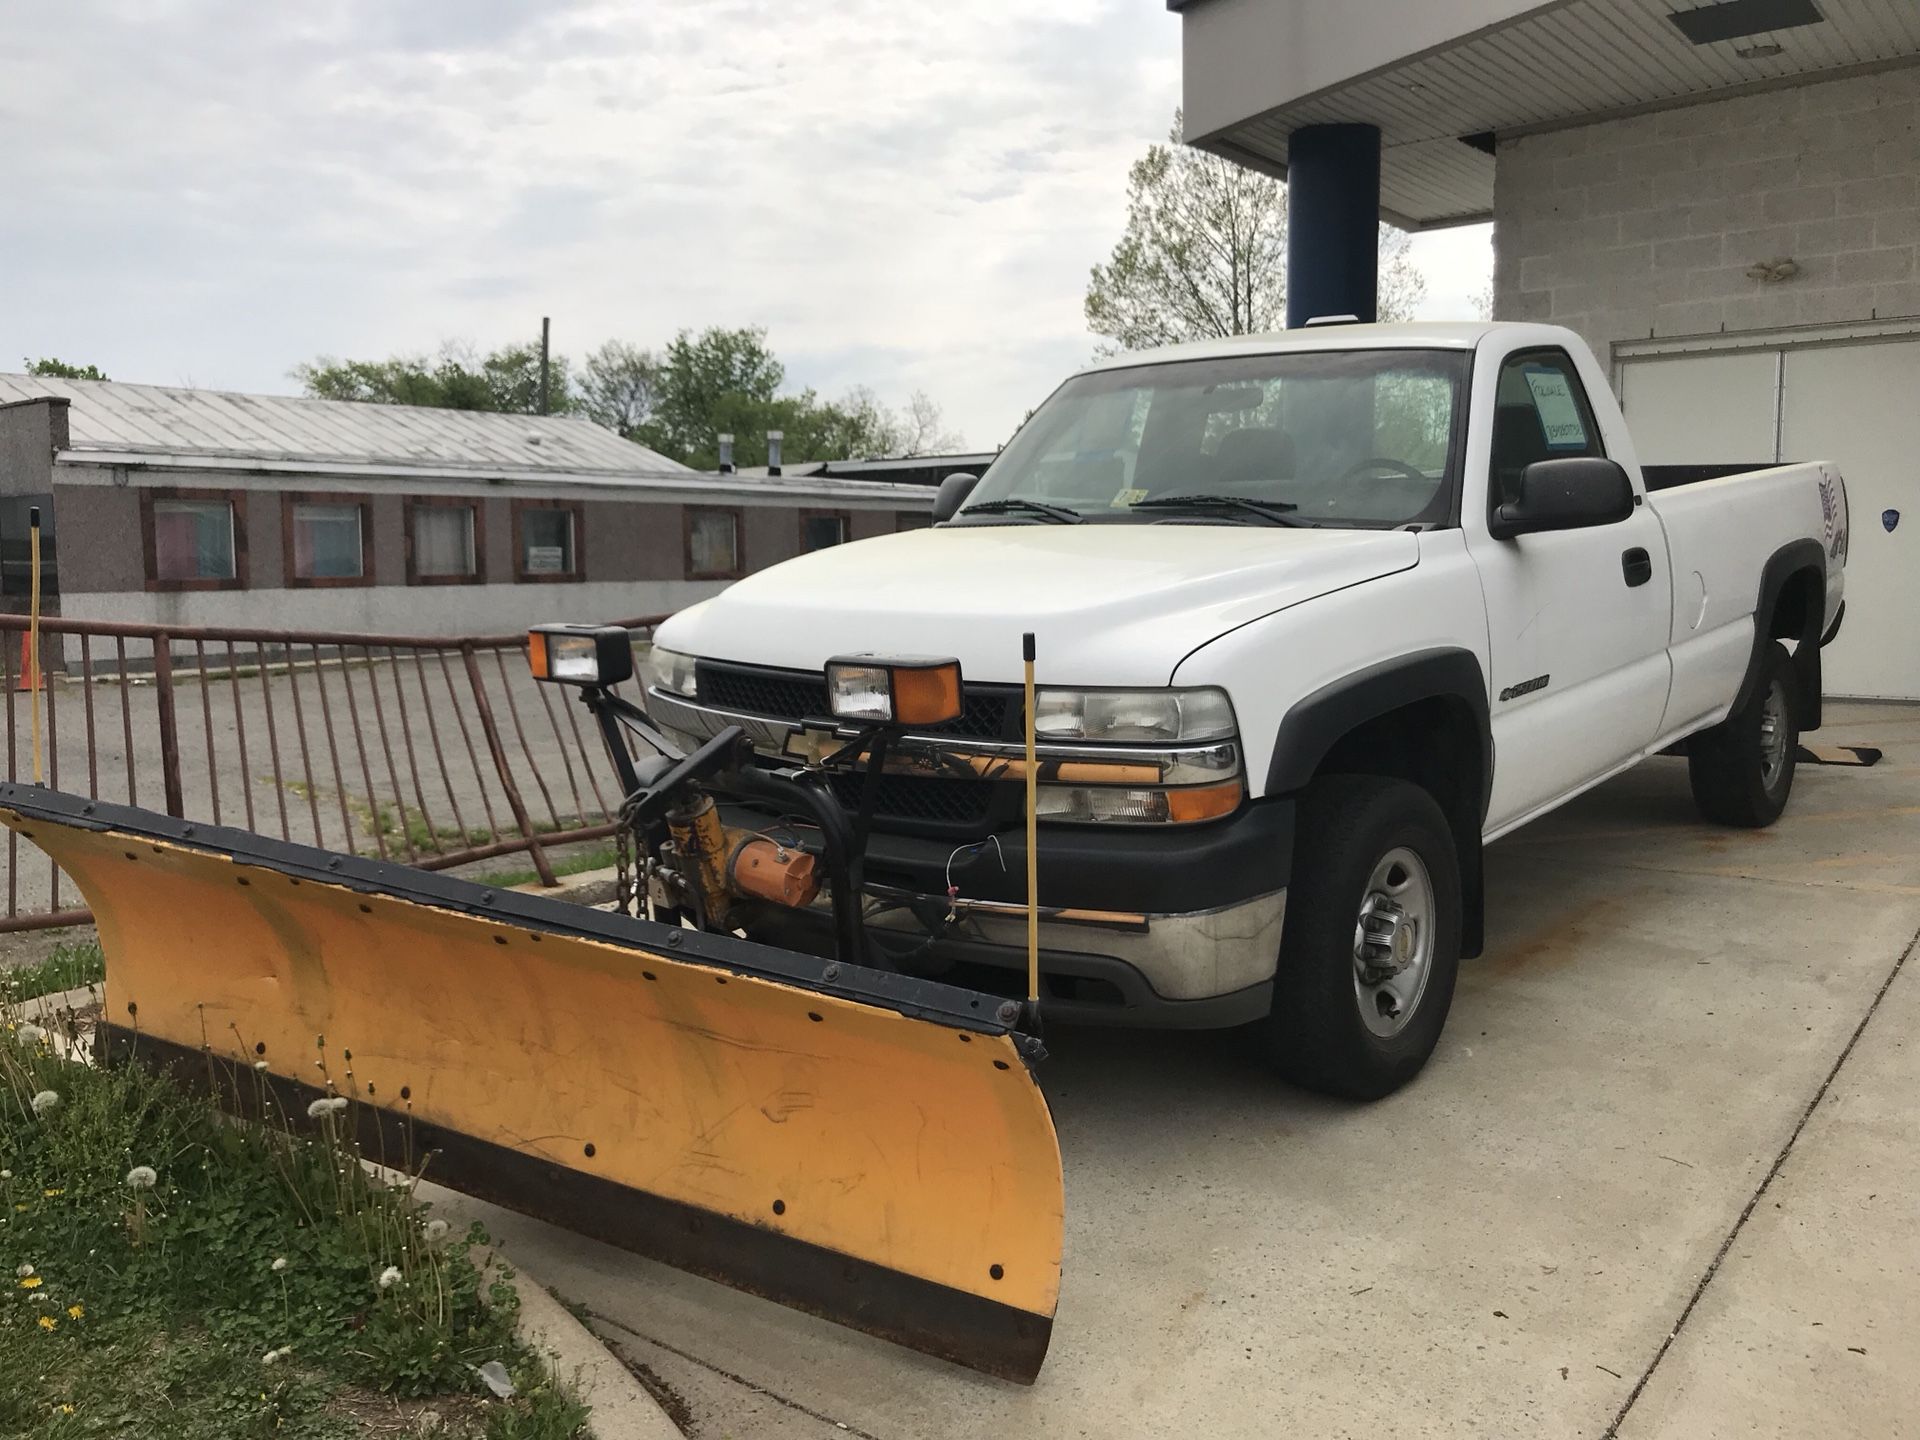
[696, 661, 1017, 740]
[825, 772, 998, 827]
[695, 660, 1014, 833]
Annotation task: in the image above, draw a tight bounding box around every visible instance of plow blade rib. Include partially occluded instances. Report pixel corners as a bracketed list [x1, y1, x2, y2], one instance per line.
[1, 787, 1063, 1382]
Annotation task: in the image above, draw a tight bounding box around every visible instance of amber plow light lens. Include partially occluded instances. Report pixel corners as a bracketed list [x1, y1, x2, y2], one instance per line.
[0, 785, 1063, 1383]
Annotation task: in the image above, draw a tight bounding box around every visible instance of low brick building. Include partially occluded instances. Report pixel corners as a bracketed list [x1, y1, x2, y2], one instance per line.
[0, 375, 933, 661]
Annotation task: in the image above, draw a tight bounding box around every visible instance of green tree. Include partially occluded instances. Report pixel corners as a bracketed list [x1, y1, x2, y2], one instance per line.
[575, 340, 660, 438]
[293, 340, 574, 414]
[633, 327, 924, 470]
[25, 357, 109, 380]
[1085, 110, 1425, 353]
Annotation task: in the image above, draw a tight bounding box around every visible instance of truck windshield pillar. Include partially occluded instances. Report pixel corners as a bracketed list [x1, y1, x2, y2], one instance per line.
[1284, 123, 1382, 331]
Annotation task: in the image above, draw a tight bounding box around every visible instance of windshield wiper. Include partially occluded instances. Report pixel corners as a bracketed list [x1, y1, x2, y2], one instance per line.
[1128, 494, 1306, 526]
[959, 497, 1083, 524]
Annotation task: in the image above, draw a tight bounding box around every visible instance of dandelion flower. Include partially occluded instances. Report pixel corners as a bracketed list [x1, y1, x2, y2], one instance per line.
[41, 1189, 62, 1199]
[15, 1263, 32, 1278]
[29, 1090, 60, 1117]
[263, 1348, 280, 1366]
[423, 1219, 449, 1243]
[253, 1060, 269, 1071]
[19, 1276, 43, 1290]
[0, 1169, 10, 1179]
[271, 1257, 289, 1273]
[126, 1166, 157, 1190]
[66, 1304, 83, 1320]
[377, 1265, 402, 1290]
[37, 1314, 56, 1331]
[16, 1024, 45, 1047]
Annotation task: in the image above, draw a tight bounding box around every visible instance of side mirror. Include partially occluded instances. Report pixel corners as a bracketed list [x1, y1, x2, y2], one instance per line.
[931, 472, 981, 524]
[1491, 458, 1635, 540]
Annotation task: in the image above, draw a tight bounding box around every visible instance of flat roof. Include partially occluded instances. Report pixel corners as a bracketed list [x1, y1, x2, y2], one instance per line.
[1175, 0, 1920, 227]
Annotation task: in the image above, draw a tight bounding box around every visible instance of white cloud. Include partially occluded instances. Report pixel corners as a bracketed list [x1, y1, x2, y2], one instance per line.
[3, 1, 1491, 448]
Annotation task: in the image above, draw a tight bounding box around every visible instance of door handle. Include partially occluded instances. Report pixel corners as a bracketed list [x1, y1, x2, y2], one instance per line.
[1622, 547, 1652, 587]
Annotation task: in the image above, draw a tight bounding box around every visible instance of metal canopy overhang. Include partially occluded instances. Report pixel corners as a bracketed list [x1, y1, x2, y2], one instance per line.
[1173, 0, 1920, 229]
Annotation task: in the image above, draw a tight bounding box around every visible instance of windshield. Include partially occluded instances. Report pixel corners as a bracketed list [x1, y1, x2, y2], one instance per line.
[961, 348, 1467, 528]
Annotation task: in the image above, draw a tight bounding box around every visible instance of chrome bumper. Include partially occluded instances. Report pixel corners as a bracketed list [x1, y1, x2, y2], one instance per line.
[857, 884, 1287, 1002]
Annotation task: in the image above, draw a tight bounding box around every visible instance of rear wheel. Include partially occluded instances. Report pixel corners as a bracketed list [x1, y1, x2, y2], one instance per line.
[1265, 775, 1461, 1100]
[1689, 640, 1799, 828]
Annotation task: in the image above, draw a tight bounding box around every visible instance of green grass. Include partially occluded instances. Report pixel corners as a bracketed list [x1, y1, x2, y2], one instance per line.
[0, 996, 591, 1440]
[0, 943, 105, 1005]
[471, 846, 619, 892]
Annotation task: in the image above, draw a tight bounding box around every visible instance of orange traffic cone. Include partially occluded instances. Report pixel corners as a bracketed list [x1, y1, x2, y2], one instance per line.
[13, 629, 41, 692]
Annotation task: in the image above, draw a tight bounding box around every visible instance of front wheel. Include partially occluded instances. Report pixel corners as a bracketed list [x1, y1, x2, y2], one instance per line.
[1689, 640, 1799, 828]
[1264, 774, 1462, 1100]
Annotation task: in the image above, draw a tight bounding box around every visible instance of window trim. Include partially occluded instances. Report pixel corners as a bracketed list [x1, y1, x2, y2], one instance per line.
[511, 498, 585, 584]
[685, 505, 745, 581]
[799, 508, 852, 553]
[1485, 345, 1609, 527]
[140, 487, 248, 593]
[405, 497, 486, 586]
[282, 492, 375, 589]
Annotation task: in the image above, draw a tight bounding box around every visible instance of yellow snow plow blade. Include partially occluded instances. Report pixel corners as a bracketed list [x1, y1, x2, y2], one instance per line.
[0, 787, 1064, 1381]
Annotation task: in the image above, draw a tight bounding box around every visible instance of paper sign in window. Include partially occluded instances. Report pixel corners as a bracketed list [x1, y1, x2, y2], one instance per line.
[1522, 365, 1590, 451]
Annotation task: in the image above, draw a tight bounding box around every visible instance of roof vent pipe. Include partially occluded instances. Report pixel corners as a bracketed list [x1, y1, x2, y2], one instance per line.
[717, 433, 735, 475]
[767, 430, 783, 478]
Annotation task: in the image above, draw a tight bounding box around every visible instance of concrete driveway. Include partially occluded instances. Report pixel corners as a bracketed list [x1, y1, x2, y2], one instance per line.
[450, 700, 1920, 1439]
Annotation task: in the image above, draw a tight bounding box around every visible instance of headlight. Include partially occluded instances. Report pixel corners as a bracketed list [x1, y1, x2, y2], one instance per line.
[826, 656, 964, 727]
[639, 645, 698, 698]
[527, 625, 634, 687]
[1032, 687, 1235, 743]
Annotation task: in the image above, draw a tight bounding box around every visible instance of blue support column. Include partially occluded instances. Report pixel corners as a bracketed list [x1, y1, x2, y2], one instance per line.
[1285, 123, 1382, 329]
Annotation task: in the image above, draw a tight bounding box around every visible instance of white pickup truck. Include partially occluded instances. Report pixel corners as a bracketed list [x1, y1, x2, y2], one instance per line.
[639, 323, 1850, 1098]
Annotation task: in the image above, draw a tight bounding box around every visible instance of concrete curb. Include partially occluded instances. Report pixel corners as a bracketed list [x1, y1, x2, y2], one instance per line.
[512, 864, 621, 909]
[13, 983, 103, 1022]
[417, 1182, 684, 1440]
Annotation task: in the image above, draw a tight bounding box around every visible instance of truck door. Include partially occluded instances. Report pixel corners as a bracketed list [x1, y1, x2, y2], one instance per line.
[1466, 346, 1672, 832]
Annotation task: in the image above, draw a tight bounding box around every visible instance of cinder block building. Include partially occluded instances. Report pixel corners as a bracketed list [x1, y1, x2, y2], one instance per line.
[0, 375, 932, 660]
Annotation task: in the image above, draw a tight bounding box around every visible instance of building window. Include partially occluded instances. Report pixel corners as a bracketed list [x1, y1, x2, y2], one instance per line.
[0, 496, 58, 597]
[286, 497, 371, 585]
[513, 500, 584, 582]
[142, 489, 247, 591]
[407, 500, 483, 585]
[801, 511, 851, 552]
[686, 508, 743, 579]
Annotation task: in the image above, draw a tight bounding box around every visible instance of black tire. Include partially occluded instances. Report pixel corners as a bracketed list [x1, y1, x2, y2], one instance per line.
[1689, 640, 1799, 828]
[1264, 774, 1461, 1100]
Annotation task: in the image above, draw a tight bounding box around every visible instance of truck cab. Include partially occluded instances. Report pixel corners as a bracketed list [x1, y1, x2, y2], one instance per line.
[639, 323, 1847, 1098]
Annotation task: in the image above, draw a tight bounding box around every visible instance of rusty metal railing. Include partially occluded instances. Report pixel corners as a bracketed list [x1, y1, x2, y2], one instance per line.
[0, 613, 666, 932]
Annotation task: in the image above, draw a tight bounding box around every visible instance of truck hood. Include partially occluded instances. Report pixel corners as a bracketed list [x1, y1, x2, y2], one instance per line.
[657, 524, 1419, 686]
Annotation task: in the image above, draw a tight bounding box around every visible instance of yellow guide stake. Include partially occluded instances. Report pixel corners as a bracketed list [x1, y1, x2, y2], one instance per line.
[28, 506, 43, 784]
[1022, 631, 1039, 1012]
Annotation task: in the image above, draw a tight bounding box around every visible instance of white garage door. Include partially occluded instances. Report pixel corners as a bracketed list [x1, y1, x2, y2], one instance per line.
[1620, 336, 1920, 701]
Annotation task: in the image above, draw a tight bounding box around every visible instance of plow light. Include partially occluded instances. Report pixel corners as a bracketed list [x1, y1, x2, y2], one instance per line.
[826, 656, 964, 727]
[527, 625, 634, 687]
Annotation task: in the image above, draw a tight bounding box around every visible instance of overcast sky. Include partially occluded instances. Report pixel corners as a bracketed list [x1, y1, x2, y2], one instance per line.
[2, 0, 1491, 451]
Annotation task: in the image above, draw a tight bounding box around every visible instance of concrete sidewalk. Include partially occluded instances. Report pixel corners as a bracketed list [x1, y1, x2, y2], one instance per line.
[422, 700, 1920, 1438]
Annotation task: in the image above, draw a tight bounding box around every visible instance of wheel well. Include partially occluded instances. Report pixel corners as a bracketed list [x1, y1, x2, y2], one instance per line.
[1313, 696, 1486, 957]
[1760, 562, 1825, 731]
[1769, 566, 1821, 643]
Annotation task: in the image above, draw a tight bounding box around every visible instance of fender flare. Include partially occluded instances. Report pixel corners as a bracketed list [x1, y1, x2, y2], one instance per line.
[1734, 539, 1826, 732]
[1266, 648, 1492, 956]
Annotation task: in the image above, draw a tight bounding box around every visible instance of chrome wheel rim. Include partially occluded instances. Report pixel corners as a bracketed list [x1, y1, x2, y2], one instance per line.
[1759, 679, 1789, 790]
[1353, 846, 1435, 1039]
